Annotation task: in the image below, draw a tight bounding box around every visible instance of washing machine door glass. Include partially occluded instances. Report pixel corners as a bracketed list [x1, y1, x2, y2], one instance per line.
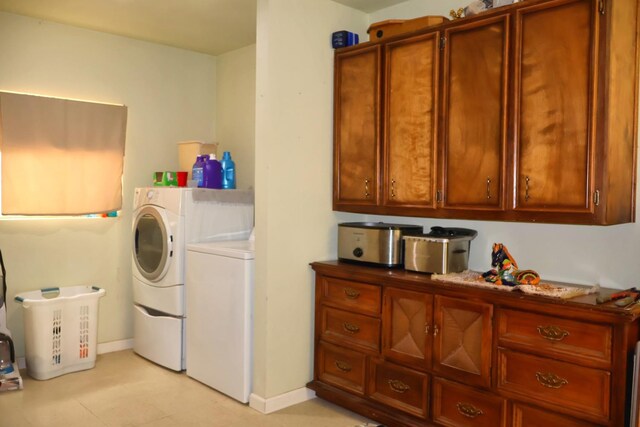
[133, 206, 171, 281]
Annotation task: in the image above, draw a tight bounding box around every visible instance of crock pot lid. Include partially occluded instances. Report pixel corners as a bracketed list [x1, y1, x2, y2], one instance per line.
[426, 226, 477, 237]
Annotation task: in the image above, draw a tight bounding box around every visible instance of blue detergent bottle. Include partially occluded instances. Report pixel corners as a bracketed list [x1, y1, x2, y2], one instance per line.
[202, 154, 222, 189]
[221, 151, 236, 189]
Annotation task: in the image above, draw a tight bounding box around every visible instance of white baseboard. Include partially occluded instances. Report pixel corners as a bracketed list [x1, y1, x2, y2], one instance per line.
[249, 387, 316, 414]
[97, 339, 134, 354]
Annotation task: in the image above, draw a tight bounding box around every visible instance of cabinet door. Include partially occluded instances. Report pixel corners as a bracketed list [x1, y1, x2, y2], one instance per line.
[333, 45, 381, 207]
[513, 0, 596, 213]
[433, 295, 493, 388]
[382, 287, 433, 370]
[383, 32, 439, 209]
[441, 15, 509, 211]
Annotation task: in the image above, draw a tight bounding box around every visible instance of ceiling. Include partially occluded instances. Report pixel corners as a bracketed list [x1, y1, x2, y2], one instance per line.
[0, 0, 409, 56]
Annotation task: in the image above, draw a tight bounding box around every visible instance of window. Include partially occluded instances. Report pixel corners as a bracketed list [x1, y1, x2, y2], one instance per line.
[0, 91, 127, 216]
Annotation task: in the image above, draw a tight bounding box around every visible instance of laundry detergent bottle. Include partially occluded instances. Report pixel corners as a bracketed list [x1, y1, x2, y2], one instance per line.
[202, 154, 222, 189]
[221, 151, 236, 189]
[192, 154, 209, 188]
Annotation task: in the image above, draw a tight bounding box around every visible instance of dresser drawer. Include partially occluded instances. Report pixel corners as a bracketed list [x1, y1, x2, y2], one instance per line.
[317, 341, 367, 396]
[497, 349, 610, 421]
[512, 403, 600, 427]
[368, 358, 429, 419]
[320, 276, 381, 315]
[497, 309, 612, 367]
[321, 306, 381, 352]
[432, 378, 506, 427]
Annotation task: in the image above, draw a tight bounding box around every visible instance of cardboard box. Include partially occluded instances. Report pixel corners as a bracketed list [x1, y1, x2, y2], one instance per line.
[178, 141, 219, 179]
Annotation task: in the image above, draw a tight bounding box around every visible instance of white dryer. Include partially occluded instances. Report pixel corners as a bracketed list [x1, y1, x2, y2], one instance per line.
[132, 187, 253, 371]
[185, 239, 254, 403]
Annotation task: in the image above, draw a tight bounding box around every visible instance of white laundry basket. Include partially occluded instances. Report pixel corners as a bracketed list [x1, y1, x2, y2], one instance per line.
[15, 285, 105, 380]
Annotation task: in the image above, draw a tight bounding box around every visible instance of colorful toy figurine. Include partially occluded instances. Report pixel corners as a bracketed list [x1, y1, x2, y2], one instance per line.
[482, 243, 540, 287]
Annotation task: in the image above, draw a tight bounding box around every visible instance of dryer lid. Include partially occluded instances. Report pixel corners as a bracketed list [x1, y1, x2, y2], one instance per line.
[186, 240, 254, 260]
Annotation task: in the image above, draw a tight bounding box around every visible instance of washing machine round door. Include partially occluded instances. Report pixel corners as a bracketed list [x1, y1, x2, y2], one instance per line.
[133, 206, 172, 282]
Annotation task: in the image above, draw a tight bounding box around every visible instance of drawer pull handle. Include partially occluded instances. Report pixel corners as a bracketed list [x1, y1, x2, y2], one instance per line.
[343, 288, 360, 299]
[388, 379, 410, 393]
[456, 402, 484, 419]
[335, 360, 352, 372]
[537, 325, 570, 341]
[536, 371, 568, 389]
[342, 322, 360, 334]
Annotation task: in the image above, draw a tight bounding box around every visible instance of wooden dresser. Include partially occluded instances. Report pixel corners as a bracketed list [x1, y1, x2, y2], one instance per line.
[309, 261, 640, 427]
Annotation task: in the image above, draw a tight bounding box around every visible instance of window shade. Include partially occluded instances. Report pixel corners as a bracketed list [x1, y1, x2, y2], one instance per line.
[0, 92, 127, 215]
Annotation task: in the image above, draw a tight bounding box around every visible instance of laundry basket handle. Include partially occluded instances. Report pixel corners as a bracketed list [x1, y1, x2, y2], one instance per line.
[15, 287, 60, 302]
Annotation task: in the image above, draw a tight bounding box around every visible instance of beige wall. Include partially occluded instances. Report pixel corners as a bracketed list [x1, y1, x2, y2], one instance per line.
[252, 0, 368, 399]
[0, 11, 217, 355]
[369, 0, 450, 22]
[216, 44, 256, 190]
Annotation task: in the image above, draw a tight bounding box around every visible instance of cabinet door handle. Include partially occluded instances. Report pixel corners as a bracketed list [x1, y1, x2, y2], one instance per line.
[391, 179, 396, 199]
[535, 371, 568, 389]
[524, 176, 531, 201]
[433, 325, 439, 336]
[342, 322, 360, 334]
[456, 402, 484, 418]
[364, 179, 370, 198]
[388, 379, 410, 393]
[335, 360, 352, 372]
[343, 287, 360, 299]
[537, 325, 569, 341]
[425, 324, 430, 334]
[486, 177, 492, 200]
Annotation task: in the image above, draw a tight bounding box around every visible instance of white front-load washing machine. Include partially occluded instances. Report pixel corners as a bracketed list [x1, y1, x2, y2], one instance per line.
[132, 187, 254, 371]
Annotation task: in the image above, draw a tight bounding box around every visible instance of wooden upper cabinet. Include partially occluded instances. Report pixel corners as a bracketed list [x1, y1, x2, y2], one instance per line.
[331, 0, 638, 224]
[333, 45, 381, 208]
[441, 15, 509, 211]
[383, 32, 439, 209]
[513, 0, 595, 214]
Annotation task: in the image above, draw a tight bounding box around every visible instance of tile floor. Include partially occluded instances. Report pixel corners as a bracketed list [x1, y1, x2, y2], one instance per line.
[0, 350, 376, 427]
